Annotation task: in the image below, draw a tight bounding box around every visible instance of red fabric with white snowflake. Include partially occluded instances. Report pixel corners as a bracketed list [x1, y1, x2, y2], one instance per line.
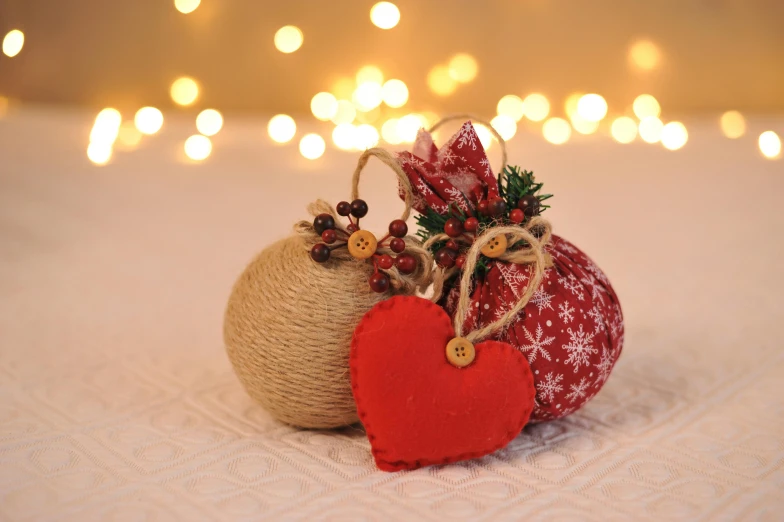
[398, 121, 624, 421]
[441, 237, 624, 421]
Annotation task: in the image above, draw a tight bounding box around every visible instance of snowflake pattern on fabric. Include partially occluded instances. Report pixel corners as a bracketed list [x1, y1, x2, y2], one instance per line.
[442, 234, 624, 422]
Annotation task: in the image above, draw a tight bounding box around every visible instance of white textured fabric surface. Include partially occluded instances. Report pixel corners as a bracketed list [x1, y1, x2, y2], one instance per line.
[1, 109, 783, 521]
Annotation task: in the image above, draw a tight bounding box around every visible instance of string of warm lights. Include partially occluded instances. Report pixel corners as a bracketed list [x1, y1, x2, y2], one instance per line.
[1, 2, 780, 164]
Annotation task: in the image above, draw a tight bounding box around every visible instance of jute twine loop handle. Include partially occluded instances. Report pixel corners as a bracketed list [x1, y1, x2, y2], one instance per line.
[351, 147, 414, 221]
[428, 114, 508, 176]
[426, 217, 553, 343]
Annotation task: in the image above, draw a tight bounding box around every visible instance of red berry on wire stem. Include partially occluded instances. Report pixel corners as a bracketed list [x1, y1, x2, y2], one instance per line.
[445, 239, 459, 252]
[510, 208, 525, 224]
[369, 272, 390, 293]
[477, 200, 489, 216]
[377, 254, 394, 269]
[444, 218, 464, 238]
[322, 229, 338, 244]
[310, 244, 331, 263]
[517, 194, 541, 217]
[350, 199, 369, 218]
[395, 253, 417, 274]
[455, 254, 467, 269]
[464, 217, 479, 232]
[336, 201, 352, 216]
[488, 197, 507, 217]
[435, 248, 456, 269]
[347, 223, 358, 233]
[388, 219, 408, 238]
[313, 214, 336, 234]
[390, 238, 406, 253]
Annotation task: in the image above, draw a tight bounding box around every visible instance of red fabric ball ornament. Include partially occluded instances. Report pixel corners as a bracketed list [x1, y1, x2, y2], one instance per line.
[441, 235, 624, 421]
[351, 296, 535, 471]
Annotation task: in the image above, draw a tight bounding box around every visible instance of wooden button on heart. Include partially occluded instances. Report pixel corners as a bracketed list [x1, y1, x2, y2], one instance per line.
[480, 233, 507, 258]
[348, 230, 378, 259]
[446, 337, 475, 367]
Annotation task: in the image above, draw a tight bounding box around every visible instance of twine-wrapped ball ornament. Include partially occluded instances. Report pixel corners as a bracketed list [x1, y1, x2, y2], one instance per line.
[223, 150, 432, 429]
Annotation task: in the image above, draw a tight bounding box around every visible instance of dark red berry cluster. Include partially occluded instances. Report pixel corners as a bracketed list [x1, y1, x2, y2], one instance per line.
[434, 194, 541, 270]
[309, 199, 417, 293]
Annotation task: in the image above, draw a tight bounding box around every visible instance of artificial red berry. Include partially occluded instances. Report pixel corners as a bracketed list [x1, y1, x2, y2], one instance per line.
[445, 239, 459, 252]
[350, 199, 369, 218]
[435, 248, 456, 269]
[477, 200, 489, 215]
[322, 229, 338, 244]
[336, 201, 352, 216]
[390, 238, 406, 253]
[444, 218, 464, 238]
[377, 254, 394, 269]
[313, 214, 336, 234]
[455, 254, 467, 269]
[517, 194, 541, 217]
[369, 272, 390, 293]
[388, 219, 408, 238]
[510, 208, 525, 224]
[488, 197, 507, 217]
[310, 244, 331, 263]
[464, 217, 479, 232]
[395, 253, 417, 274]
[347, 223, 359, 233]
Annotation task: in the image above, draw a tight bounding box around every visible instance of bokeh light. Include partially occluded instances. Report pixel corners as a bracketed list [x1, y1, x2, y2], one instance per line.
[2, 30, 24, 57]
[90, 108, 122, 145]
[354, 124, 380, 150]
[491, 115, 517, 141]
[356, 106, 380, 124]
[610, 116, 638, 144]
[370, 2, 400, 29]
[448, 54, 478, 83]
[331, 100, 356, 125]
[299, 133, 326, 159]
[170, 77, 199, 106]
[332, 124, 357, 150]
[542, 118, 571, 144]
[117, 121, 142, 149]
[570, 114, 600, 135]
[134, 107, 164, 135]
[577, 94, 608, 122]
[629, 39, 661, 71]
[397, 114, 426, 142]
[268, 114, 297, 143]
[523, 93, 550, 122]
[720, 111, 746, 139]
[274, 26, 303, 53]
[87, 143, 113, 165]
[381, 79, 408, 108]
[184, 134, 212, 161]
[564, 92, 583, 119]
[196, 109, 223, 136]
[332, 77, 356, 99]
[356, 65, 384, 85]
[311, 92, 339, 121]
[173, 0, 200, 14]
[661, 122, 688, 150]
[381, 119, 402, 144]
[497, 95, 525, 121]
[427, 65, 457, 96]
[474, 124, 492, 149]
[759, 131, 781, 159]
[0, 95, 8, 117]
[633, 94, 661, 119]
[638, 116, 664, 143]
[353, 82, 383, 111]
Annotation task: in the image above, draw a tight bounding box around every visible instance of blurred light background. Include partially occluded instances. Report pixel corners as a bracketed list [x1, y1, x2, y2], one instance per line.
[0, 0, 782, 162]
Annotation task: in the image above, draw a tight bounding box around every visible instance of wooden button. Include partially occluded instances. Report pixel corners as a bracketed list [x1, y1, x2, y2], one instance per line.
[480, 234, 507, 258]
[446, 337, 476, 368]
[348, 230, 378, 259]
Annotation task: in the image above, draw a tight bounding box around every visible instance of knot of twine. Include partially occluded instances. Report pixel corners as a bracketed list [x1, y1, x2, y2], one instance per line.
[294, 148, 434, 295]
[426, 217, 553, 343]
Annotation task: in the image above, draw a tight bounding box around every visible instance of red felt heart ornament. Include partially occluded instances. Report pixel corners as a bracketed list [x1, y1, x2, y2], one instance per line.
[350, 295, 536, 472]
